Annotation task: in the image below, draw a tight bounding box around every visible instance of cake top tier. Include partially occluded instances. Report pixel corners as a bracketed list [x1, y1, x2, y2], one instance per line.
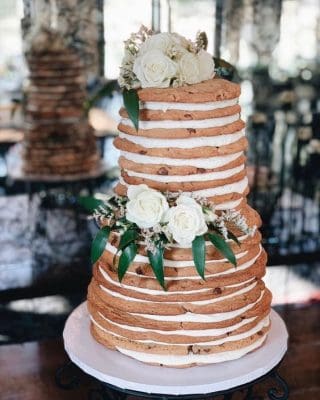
[137, 77, 240, 103]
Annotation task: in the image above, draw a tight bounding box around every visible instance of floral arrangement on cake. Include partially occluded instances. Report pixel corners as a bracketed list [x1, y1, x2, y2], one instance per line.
[118, 26, 219, 131]
[118, 26, 215, 91]
[79, 186, 255, 289]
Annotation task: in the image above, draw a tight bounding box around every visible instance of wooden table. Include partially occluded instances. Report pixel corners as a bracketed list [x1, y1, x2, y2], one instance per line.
[0, 303, 319, 400]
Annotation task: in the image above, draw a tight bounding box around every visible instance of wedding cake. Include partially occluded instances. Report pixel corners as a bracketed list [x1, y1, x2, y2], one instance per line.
[23, 27, 99, 176]
[86, 28, 271, 367]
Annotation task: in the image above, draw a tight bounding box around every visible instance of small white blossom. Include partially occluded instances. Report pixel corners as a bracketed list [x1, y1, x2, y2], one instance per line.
[218, 209, 255, 236]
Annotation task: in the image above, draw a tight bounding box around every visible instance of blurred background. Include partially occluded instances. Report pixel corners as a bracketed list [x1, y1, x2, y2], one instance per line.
[0, 1, 319, 399]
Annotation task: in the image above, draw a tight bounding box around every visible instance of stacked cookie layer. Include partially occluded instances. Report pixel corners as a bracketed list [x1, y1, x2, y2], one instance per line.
[88, 78, 272, 367]
[23, 28, 99, 175]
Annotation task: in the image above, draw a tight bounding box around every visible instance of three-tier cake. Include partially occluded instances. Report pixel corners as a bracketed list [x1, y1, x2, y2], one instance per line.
[86, 29, 272, 367]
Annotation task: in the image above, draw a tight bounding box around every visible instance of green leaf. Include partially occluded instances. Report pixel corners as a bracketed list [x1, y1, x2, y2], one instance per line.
[227, 230, 241, 246]
[213, 57, 238, 82]
[78, 196, 104, 213]
[91, 226, 111, 264]
[118, 242, 137, 282]
[192, 235, 206, 279]
[208, 233, 237, 267]
[148, 246, 166, 290]
[123, 89, 139, 131]
[118, 229, 139, 251]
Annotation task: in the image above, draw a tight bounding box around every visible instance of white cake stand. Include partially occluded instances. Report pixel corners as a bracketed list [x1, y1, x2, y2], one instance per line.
[60, 302, 289, 398]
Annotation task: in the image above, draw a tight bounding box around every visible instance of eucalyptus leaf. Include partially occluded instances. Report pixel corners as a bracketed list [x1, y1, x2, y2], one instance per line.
[148, 246, 166, 290]
[208, 233, 237, 267]
[227, 230, 241, 246]
[113, 228, 138, 267]
[91, 226, 111, 264]
[118, 242, 137, 282]
[123, 89, 139, 131]
[119, 229, 139, 251]
[192, 235, 206, 279]
[78, 196, 104, 213]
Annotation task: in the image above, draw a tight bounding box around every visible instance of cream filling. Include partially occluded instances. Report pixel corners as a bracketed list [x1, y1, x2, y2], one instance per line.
[120, 113, 240, 130]
[124, 164, 245, 183]
[99, 266, 258, 301]
[98, 288, 265, 323]
[118, 130, 245, 149]
[215, 198, 243, 210]
[115, 334, 267, 365]
[120, 176, 248, 197]
[92, 314, 269, 344]
[120, 150, 243, 168]
[105, 241, 249, 268]
[124, 247, 261, 281]
[133, 291, 265, 323]
[140, 98, 239, 111]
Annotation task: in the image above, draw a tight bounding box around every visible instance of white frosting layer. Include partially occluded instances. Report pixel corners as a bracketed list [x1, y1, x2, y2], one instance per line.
[125, 246, 262, 282]
[99, 266, 258, 300]
[140, 98, 239, 111]
[120, 176, 248, 197]
[105, 241, 249, 268]
[116, 334, 267, 365]
[122, 318, 268, 345]
[120, 114, 240, 130]
[119, 130, 245, 149]
[125, 164, 244, 183]
[93, 313, 269, 342]
[136, 291, 265, 323]
[215, 198, 243, 210]
[98, 283, 264, 320]
[120, 150, 243, 168]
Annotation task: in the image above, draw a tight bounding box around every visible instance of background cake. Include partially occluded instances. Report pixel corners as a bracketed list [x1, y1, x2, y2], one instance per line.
[86, 30, 272, 367]
[23, 27, 99, 176]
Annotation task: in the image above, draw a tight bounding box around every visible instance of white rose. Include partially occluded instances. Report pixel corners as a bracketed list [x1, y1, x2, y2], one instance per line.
[178, 52, 201, 85]
[139, 33, 175, 54]
[163, 195, 208, 246]
[126, 184, 169, 229]
[197, 49, 215, 81]
[133, 49, 177, 88]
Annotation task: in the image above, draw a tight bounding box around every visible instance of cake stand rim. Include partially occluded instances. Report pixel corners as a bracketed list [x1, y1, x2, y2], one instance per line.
[63, 301, 288, 395]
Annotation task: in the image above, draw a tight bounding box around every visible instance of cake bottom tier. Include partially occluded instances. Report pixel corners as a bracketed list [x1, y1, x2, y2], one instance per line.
[87, 276, 272, 367]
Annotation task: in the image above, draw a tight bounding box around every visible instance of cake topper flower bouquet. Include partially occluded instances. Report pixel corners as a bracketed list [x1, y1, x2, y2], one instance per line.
[79, 186, 255, 290]
[118, 26, 235, 131]
[119, 26, 215, 91]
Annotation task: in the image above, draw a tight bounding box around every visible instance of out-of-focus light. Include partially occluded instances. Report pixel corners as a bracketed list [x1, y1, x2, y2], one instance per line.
[240, 80, 253, 104]
[89, 108, 118, 133]
[301, 69, 312, 81]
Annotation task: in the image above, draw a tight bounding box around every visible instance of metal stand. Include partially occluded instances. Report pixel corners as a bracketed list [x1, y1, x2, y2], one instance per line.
[55, 359, 289, 400]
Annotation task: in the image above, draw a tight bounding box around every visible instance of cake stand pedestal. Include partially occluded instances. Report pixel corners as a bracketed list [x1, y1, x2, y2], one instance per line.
[57, 302, 289, 400]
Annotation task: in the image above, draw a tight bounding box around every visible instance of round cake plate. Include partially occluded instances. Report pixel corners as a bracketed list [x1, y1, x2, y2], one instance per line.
[63, 302, 288, 396]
